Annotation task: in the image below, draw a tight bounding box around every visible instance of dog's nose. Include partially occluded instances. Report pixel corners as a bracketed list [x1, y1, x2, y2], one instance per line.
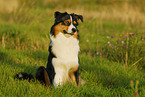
[72, 28, 77, 33]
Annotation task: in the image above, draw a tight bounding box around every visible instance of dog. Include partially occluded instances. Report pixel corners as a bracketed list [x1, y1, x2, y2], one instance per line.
[16, 11, 83, 88]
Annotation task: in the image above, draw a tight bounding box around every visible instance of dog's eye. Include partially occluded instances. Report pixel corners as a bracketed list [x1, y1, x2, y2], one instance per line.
[73, 21, 78, 26]
[64, 20, 70, 26]
[73, 21, 77, 24]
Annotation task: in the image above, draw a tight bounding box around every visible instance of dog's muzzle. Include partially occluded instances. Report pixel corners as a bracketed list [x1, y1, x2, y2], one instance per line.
[72, 28, 77, 33]
[63, 30, 76, 35]
[63, 27, 77, 35]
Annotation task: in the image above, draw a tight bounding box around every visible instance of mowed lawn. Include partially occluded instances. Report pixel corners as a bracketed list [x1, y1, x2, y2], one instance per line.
[0, 0, 145, 97]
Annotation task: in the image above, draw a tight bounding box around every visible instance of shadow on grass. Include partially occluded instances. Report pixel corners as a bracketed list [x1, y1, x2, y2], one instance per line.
[80, 58, 145, 90]
[25, 50, 48, 62]
[0, 48, 50, 75]
[0, 50, 38, 76]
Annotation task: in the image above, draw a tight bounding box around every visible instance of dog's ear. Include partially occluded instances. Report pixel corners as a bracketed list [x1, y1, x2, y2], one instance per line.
[54, 11, 68, 23]
[74, 14, 83, 22]
[54, 11, 61, 18]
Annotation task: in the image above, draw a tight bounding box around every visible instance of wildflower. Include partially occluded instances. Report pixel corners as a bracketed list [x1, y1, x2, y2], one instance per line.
[96, 52, 99, 55]
[97, 40, 100, 43]
[124, 36, 127, 38]
[119, 40, 122, 42]
[130, 80, 133, 84]
[106, 36, 110, 38]
[119, 54, 122, 57]
[122, 41, 124, 44]
[143, 36, 145, 39]
[111, 35, 114, 38]
[86, 39, 89, 42]
[134, 91, 138, 96]
[108, 41, 110, 44]
[144, 50, 145, 52]
[139, 67, 142, 70]
[129, 33, 134, 36]
[109, 44, 112, 47]
[91, 34, 94, 37]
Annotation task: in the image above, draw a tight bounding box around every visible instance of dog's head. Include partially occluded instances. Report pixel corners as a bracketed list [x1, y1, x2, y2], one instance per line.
[50, 11, 83, 39]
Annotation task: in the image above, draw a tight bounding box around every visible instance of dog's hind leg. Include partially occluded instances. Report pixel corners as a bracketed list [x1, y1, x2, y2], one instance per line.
[36, 66, 51, 86]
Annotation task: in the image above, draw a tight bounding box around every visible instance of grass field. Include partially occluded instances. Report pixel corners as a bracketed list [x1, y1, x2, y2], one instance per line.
[0, 0, 145, 96]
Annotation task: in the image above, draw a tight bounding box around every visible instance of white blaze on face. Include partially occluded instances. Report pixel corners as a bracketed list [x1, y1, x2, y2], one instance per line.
[68, 15, 76, 33]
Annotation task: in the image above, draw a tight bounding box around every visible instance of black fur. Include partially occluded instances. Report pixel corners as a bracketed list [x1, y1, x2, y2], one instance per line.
[74, 68, 79, 85]
[55, 11, 69, 23]
[36, 66, 49, 85]
[46, 44, 56, 85]
[15, 72, 34, 81]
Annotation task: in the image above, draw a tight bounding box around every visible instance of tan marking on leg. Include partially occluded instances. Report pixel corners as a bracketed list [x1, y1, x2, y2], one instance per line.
[43, 68, 51, 87]
[68, 66, 78, 86]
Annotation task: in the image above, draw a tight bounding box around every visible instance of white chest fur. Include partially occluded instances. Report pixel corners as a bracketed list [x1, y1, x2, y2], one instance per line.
[50, 33, 80, 86]
[51, 33, 79, 64]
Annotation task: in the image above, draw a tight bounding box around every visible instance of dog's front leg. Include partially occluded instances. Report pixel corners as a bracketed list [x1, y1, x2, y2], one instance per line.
[53, 67, 66, 87]
[68, 66, 79, 86]
[52, 58, 67, 87]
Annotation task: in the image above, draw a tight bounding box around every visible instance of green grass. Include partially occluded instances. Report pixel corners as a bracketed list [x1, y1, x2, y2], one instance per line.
[0, 48, 145, 96]
[0, 0, 145, 97]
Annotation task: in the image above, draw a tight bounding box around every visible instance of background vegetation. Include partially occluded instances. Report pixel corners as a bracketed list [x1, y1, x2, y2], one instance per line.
[0, 0, 145, 96]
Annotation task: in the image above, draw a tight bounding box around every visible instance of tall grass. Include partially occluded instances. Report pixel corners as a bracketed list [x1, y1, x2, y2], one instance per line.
[84, 4, 145, 26]
[1, 0, 145, 25]
[99, 31, 145, 68]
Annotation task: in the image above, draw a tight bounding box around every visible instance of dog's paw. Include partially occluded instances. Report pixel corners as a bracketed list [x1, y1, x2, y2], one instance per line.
[15, 72, 34, 81]
[16, 73, 23, 78]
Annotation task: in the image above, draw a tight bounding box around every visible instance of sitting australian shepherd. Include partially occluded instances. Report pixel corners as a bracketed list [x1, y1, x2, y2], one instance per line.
[16, 11, 83, 88]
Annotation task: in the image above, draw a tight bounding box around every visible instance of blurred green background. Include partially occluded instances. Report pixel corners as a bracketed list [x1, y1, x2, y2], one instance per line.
[0, 0, 145, 25]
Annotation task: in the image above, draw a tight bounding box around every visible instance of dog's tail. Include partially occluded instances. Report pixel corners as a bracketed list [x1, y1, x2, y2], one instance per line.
[15, 66, 51, 86]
